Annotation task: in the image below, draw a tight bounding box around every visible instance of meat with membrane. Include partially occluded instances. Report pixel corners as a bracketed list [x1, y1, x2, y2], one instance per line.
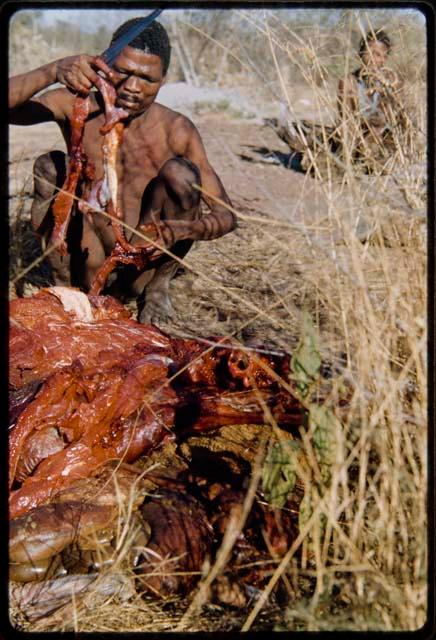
[9, 450, 301, 607]
[9, 288, 305, 520]
[50, 96, 90, 255]
[9, 288, 173, 388]
[136, 489, 213, 597]
[9, 380, 43, 428]
[9, 355, 177, 519]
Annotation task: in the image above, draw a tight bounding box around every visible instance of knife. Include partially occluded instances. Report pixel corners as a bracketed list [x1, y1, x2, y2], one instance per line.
[101, 8, 164, 67]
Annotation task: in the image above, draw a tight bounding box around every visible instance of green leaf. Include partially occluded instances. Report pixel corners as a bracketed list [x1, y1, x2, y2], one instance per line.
[298, 487, 327, 541]
[310, 404, 340, 484]
[298, 489, 313, 531]
[291, 311, 322, 397]
[262, 439, 300, 508]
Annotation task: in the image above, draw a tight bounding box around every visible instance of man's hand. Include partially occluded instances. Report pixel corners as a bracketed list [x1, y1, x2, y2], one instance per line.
[133, 221, 169, 264]
[137, 220, 193, 249]
[55, 55, 114, 96]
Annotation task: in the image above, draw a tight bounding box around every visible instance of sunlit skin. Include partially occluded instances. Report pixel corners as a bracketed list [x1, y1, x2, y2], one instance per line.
[9, 46, 236, 310]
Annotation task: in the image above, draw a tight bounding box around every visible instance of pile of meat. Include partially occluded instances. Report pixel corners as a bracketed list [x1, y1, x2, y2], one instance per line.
[9, 288, 306, 622]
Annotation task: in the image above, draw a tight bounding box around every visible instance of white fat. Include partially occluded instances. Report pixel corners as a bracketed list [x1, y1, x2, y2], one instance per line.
[46, 287, 94, 323]
[105, 160, 118, 206]
[98, 176, 110, 207]
[102, 129, 120, 208]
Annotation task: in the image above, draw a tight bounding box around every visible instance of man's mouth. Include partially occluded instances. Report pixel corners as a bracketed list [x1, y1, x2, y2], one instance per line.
[117, 94, 140, 107]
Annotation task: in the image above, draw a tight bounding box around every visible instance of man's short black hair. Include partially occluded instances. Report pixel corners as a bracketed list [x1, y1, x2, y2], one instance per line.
[110, 18, 171, 75]
[359, 29, 391, 57]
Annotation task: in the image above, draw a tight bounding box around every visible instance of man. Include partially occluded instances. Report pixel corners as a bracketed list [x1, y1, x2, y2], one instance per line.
[9, 18, 236, 323]
[267, 28, 407, 175]
[336, 28, 407, 171]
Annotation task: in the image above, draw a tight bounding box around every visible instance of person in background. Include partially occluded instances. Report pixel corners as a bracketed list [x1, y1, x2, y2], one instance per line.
[337, 28, 407, 171]
[267, 28, 408, 175]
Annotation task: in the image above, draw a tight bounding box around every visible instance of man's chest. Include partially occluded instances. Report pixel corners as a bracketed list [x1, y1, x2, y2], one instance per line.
[81, 115, 175, 191]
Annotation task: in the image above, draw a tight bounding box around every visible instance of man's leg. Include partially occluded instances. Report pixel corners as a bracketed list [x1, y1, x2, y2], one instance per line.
[80, 215, 111, 291]
[131, 157, 202, 324]
[31, 151, 106, 291]
[31, 151, 71, 286]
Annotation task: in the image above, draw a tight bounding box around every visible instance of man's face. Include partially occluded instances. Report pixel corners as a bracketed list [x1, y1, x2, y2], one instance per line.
[111, 46, 166, 117]
[361, 40, 389, 70]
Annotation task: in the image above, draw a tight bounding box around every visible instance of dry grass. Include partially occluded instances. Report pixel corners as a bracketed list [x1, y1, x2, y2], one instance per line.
[9, 9, 427, 633]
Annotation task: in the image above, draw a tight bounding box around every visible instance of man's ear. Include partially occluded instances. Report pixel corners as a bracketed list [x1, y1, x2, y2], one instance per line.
[161, 75, 167, 86]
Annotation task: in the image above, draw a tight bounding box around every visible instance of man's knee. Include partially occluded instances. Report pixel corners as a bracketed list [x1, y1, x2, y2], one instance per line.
[159, 157, 201, 211]
[33, 151, 66, 196]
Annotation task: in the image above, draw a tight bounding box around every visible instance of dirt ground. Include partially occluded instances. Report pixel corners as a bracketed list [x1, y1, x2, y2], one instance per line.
[9, 81, 424, 364]
[8, 104, 329, 223]
[9, 95, 334, 353]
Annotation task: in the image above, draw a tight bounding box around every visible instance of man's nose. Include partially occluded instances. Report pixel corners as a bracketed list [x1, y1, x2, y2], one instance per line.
[123, 75, 141, 93]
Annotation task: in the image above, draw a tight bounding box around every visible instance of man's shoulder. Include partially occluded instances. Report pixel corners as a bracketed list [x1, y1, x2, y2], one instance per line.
[38, 86, 72, 103]
[36, 86, 75, 118]
[153, 102, 196, 132]
[150, 104, 200, 155]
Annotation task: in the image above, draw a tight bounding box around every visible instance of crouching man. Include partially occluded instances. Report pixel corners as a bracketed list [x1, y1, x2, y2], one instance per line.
[9, 18, 236, 323]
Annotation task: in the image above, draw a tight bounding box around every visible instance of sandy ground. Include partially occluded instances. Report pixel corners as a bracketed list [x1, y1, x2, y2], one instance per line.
[9, 82, 335, 344]
[8, 80, 398, 351]
[9, 81, 327, 217]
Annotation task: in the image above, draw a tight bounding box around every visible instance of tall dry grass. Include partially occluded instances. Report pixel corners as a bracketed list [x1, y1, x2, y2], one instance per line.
[9, 9, 427, 632]
[235, 12, 427, 632]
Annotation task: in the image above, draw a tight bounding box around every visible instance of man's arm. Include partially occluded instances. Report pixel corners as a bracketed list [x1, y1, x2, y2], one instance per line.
[9, 55, 113, 125]
[163, 120, 237, 244]
[186, 126, 237, 241]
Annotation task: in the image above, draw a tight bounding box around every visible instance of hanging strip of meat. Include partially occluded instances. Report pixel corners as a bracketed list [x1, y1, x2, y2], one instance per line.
[50, 96, 90, 255]
[87, 78, 164, 295]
